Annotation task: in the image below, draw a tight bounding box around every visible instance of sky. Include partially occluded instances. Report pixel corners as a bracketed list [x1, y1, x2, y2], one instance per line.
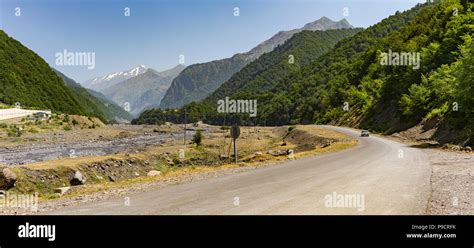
[0, 0, 425, 83]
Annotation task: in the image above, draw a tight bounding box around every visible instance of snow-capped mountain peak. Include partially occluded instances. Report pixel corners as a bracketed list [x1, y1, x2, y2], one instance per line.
[82, 65, 148, 92]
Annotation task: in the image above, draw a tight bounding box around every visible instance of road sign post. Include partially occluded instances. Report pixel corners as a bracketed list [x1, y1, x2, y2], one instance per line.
[230, 125, 240, 163]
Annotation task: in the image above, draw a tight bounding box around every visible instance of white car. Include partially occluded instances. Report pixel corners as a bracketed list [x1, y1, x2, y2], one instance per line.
[361, 130, 370, 137]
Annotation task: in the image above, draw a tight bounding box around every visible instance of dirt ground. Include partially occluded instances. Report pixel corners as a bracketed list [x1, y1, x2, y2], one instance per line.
[425, 149, 473, 215]
[388, 123, 473, 215]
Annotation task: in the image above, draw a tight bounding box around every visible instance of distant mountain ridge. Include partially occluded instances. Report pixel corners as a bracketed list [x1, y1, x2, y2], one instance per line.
[82, 65, 148, 92]
[247, 17, 353, 56]
[159, 17, 353, 109]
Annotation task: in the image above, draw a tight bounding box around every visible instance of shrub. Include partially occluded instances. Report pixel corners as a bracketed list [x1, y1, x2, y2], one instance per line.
[288, 125, 296, 132]
[7, 126, 22, 137]
[192, 130, 203, 146]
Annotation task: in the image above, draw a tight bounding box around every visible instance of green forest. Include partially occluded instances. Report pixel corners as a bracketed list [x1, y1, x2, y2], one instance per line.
[0, 30, 87, 115]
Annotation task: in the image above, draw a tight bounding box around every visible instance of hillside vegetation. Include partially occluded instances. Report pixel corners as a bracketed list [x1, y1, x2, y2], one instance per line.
[0, 30, 87, 115]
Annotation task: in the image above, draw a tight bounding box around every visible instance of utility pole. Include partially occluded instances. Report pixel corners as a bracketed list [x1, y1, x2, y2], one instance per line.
[183, 109, 187, 145]
[223, 115, 226, 157]
[233, 137, 237, 164]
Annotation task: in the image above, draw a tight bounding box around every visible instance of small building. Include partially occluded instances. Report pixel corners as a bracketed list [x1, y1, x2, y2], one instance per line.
[32, 112, 51, 121]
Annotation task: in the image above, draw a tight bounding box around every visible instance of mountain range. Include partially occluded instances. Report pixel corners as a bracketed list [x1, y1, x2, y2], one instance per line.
[159, 17, 354, 109]
[83, 65, 148, 92]
[101, 65, 185, 116]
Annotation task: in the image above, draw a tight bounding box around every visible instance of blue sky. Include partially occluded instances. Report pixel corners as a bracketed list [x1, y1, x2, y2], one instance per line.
[0, 0, 425, 83]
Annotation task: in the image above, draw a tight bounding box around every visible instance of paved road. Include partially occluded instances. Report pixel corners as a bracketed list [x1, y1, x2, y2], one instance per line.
[50, 126, 431, 215]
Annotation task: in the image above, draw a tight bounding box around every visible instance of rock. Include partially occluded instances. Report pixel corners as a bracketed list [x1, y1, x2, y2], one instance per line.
[134, 172, 140, 177]
[280, 142, 287, 146]
[268, 150, 285, 156]
[70, 171, 85, 186]
[254, 151, 263, 156]
[165, 157, 174, 165]
[450, 145, 462, 151]
[108, 175, 116, 182]
[54, 187, 71, 195]
[219, 154, 229, 159]
[244, 154, 258, 162]
[0, 168, 17, 189]
[147, 170, 162, 177]
[462, 146, 472, 153]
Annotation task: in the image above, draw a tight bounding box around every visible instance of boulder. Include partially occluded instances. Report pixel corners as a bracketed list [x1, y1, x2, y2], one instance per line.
[70, 171, 86, 186]
[0, 168, 17, 189]
[147, 170, 162, 177]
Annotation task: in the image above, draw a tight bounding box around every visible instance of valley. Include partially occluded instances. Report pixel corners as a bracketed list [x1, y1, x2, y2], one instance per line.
[0, 0, 471, 217]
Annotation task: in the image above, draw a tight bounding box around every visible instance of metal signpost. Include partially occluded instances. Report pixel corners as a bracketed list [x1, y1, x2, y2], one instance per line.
[230, 125, 240, 163]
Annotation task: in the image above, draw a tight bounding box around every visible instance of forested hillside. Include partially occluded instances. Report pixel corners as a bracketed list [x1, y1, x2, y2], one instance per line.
[206, 28, 363, 104]
[0, 30, 87, 115]
[134, 28, 363, 125]
[159, 17, 354, 109]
